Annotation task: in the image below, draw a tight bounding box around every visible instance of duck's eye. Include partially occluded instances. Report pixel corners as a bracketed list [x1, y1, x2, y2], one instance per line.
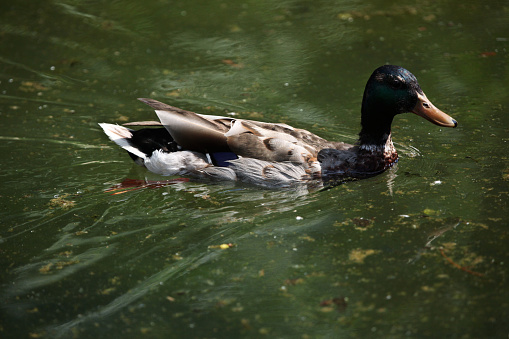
[390, 78, 403, 89]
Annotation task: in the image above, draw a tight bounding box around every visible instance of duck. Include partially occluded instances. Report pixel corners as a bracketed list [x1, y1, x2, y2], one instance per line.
[99, 65, 457, 188]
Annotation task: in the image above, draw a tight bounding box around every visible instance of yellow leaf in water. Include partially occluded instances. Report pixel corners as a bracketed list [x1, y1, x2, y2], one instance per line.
[208, 243, 234, 249]
[320, 306, 335, 312]
[39, 263, 53, 274]
[423, 208, 440, 216]
[100, 287, 116, 295]
[348, 249, 378, 264]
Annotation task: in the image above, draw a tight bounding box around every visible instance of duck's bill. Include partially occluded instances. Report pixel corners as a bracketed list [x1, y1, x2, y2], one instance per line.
[412, 92, 457, 128]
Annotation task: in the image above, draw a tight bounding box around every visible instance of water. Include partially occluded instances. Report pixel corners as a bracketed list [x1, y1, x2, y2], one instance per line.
[1, 0, 508, 337]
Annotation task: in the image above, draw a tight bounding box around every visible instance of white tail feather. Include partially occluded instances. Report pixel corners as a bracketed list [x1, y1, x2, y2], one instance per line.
[98, 123, 147, 159]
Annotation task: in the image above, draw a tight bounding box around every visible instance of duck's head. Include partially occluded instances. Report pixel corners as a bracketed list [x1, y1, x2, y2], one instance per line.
[359, 65, 457, 143]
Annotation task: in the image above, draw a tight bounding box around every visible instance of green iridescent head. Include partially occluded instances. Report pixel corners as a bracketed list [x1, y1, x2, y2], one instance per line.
[360, 65, 457, 143]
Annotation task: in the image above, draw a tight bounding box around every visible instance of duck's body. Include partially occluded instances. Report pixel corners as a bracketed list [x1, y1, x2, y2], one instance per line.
[100, 65, 457, 188]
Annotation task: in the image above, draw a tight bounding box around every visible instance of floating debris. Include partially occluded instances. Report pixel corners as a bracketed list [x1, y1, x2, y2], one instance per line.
[349, 249, 379, 264]
[208, 243, 235, 250]
[320, 297, 348, 312]
[48, 194, 76, 210]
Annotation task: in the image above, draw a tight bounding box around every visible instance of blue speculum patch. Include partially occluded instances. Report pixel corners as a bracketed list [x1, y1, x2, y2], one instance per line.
[209, 152, 239, 166]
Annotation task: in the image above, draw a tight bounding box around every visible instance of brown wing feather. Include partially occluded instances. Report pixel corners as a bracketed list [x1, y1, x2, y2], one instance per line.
[138, 98, 231, 153]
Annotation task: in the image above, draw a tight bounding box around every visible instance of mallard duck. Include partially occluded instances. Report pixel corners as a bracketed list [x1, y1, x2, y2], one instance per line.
[99, 65, 457, 188]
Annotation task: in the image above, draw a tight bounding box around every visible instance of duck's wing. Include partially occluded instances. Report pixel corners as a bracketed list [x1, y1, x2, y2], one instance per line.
[137, 98, 349, 164]
[138, 98, 232, 153]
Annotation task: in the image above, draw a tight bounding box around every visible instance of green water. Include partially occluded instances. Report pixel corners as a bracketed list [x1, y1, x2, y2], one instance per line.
[1, 0, 508, 338]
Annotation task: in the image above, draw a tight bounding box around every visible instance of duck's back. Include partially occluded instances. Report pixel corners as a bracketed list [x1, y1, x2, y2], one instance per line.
[225, 119, 351, 164]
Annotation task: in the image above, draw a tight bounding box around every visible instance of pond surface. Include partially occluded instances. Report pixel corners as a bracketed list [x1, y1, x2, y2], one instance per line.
[1, 0, 508, 338]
